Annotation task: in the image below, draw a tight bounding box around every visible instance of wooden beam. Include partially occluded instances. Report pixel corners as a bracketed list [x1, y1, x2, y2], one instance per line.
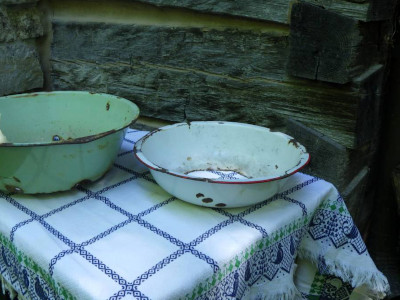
[130, 0, 396, 23]
[341, 166, 372, 234]
[51, 22, 363, 148]
[353, 64, 386, 147]
[287, 2, 383, 84]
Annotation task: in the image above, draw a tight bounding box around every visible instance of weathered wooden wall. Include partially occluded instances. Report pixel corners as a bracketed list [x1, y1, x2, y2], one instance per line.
[46, 0, 396, 232]
[0, 0, 44, 96]
[134, 0, 396, 23]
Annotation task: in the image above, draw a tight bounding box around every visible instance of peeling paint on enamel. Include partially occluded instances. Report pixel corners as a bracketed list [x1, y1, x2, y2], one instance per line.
[134, 121, 310, 208]
[0, 91, 140, 194]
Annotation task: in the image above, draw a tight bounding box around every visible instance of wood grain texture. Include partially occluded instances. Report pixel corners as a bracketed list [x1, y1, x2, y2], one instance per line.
[353, 64, 385, 147]
[50, 22, 361, 148]
[286, 119, 376, 232]
[286, 118, 350, 190]
[341, 166, 372, 233]
[50, 22, 290, 82]
[132, 0, 395, 23]
[51, 58, 359, 147]
[0, 40, 43, 96]
[287, 118, 375, 186]
[0, 0, 38, 4]
[288, 2, 383, 84]
[0, 5, 43, 42]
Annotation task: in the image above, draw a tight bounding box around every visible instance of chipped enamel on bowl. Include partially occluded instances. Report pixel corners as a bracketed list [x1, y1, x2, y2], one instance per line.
[0, 91, 139, 194]
[134, 121, 310, 208]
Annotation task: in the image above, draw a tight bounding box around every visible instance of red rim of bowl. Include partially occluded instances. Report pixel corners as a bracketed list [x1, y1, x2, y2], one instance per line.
[133, 122, 310, 185]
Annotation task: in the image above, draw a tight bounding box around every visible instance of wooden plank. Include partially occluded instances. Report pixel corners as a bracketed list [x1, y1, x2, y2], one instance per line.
[50, 21, 367, 148]
[0, 5, 44, 42]
[353, 64, 386, 147]
[131, 0, 394, 23]
[0, 40, 43, 96]
[341, 166, 372, 234]
[128, 0, 292, 24]
[286, 118, 350, 190]
[51, 22, 290, 82]
[305, 0, 396, 21]
[51, 58, 359, 148]
[286, 119, 375, 234]
[287, 2, 383, 84]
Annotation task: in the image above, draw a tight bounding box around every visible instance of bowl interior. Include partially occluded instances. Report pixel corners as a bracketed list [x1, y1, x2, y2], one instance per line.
[0, 91, 139, 144]
[137, 122, 309, 182]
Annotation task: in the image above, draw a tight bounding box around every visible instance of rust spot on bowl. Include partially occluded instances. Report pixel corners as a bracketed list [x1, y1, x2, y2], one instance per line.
[106, 102, 110, 111]
[215, 203, 226, 207]
[98, 143, 109, 150]
[16, 93, 38, 98]
[74, 179, 93, 188]
[288, 139, 300, 149]
[196, 193, 204, 198]
[5, 184, 23, 193]
[202, 198, 213, 203]
[13, 176, 21, 183]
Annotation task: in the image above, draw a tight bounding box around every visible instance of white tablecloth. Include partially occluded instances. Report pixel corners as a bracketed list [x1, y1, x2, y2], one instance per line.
[0, 130, 389, 300]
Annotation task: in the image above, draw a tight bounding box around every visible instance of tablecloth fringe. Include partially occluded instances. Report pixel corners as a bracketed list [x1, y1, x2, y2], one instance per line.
[0, 273, 26, 300]
[298, 248, 390, 299]
[1, 274, 17, 299]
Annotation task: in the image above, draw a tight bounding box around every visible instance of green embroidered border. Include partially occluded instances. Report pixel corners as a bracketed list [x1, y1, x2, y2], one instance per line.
[318, 199, 350, 216]
[182, 215, 310, 300]
[0, 232, 76, 300]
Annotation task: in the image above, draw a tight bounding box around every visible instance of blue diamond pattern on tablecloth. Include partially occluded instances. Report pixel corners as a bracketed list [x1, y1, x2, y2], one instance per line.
[0, 129, 389, 300]
[142, 200, 230, 243]
[102, 179, 174, 215]
[45, 198, 128, 244]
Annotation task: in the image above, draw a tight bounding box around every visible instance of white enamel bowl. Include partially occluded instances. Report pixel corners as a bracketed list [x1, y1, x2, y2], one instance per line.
[134, 121, 310, 208]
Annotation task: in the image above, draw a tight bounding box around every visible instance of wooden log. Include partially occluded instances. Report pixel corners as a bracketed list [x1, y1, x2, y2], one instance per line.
[341, 166, 372, 235]
[305, 0, 397, 21]
[0, 40, 43, 96]
[353, 64, 385, 147]
[130, 0, 396, 23]
[286, 119, 376, 235]
[287, 2, 383, 84]
[51, 22, 290, 82]
[0, 5, 44, 42]
[286, 118, 350, 190]
[51, 21, 368, 148]
[286, 119, 375, 187]
[51, 58, 359, 148]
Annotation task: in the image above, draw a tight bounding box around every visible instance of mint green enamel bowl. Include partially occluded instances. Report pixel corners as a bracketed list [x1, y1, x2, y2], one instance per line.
[0, 91, 139, 194]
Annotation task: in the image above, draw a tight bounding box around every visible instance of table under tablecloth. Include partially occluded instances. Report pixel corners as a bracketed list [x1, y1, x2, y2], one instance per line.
[0, 129, 389, 300]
